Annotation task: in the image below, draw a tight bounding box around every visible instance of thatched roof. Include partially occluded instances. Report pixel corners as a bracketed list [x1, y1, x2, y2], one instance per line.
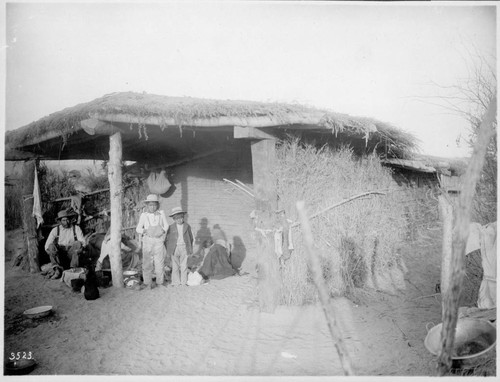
[415, 154, 469, 176]
[5, 92, 418, 162]
[382, 155, 469, 177]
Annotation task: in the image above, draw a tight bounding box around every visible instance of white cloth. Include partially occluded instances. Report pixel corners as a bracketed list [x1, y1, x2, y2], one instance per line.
[478, 222, 497, 309]
[466, 221, 497, 309]
[466, 222, 482, 254]
[32, 167, 44, 228]
[44, 225, 85, 250]
[176, 224, 185, 245]
[274, 229, 283, 258]
[135, 211, 168, 235]
[288, 225, 294, 251]
[187, 271, 203, 286]
[61, 268, 85, 288]
[147, 170, 172, 194]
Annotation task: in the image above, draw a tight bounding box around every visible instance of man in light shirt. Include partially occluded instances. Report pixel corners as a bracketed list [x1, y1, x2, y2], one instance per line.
[45, 209, 86, 271]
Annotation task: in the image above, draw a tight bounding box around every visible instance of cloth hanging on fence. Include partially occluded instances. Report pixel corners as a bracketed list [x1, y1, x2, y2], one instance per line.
[147, 170, 173, 195]
[288, 225, 294, 251]
[32, 167, 44, 228]
[274, 229, 283, 258]
[466, 221, 497, 309]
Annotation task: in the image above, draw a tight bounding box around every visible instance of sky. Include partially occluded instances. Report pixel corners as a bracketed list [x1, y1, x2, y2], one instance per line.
[3, 1, 497, 158]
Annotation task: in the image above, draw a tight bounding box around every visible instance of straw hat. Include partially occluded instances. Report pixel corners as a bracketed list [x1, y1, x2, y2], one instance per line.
[56, 209, 77, 221]
[169, 206, 186, 217]
[143, 194, 160, 204]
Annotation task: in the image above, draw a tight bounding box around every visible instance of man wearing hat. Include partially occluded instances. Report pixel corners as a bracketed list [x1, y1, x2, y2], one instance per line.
[165, 206, 194, 286]
[45, 209, 86, 272]
[136, 194, 169, 289]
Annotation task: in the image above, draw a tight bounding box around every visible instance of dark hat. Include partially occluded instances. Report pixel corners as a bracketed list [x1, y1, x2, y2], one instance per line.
[57, 209, 77, 220]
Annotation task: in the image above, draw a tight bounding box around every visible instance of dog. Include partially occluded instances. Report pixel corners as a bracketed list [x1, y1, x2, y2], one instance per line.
[84, 262, 100, 301]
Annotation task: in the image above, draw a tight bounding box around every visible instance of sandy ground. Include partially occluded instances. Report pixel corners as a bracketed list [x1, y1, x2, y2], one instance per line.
[2, 226, 478, 377]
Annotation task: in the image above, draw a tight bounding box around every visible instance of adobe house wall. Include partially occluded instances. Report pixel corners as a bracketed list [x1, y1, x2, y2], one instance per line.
[157, 145, 257, 272]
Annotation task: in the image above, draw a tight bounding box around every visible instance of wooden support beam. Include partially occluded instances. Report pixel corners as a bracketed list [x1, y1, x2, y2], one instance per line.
[20, 160, 40, 273]
[251, 139, 281, 313]
[81, 119, 120, 136]
[5, 148, 45, 161]
[251, 139, 278, 211]
[93, 111, 325, 129]
[234, 126, 276, 140]
[143, 149, 225, 171]
[108, 131, 124, 288]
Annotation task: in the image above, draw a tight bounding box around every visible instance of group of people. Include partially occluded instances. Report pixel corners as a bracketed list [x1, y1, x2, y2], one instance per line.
[44, 193, 239, 290]
[135, 194, 194, 288]
[136, 194, 239, 289]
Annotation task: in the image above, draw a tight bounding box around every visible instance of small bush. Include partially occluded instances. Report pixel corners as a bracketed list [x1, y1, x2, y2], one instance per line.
[38, 163, 109, 224]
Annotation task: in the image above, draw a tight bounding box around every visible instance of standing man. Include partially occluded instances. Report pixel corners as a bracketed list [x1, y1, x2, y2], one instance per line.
[45, 209, 86, 271]
[136, 194, 168, 289]
[166, 207, 194, 286]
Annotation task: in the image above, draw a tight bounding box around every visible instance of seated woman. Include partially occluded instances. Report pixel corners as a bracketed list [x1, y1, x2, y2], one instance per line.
[197, 239, 238, 280]
[188, 238, 213, 271]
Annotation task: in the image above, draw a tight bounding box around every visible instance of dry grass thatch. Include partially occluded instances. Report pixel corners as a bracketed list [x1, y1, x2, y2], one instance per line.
[274, 139, 425, 305]
[6, 92, 418, 159]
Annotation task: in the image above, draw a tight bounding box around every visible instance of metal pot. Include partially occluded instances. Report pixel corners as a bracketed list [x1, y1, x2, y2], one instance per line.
[23, 305, 53, 319]
[123, 270, 139, 277]
[424, 318, 496, 361]
[5, 359, 37, 375]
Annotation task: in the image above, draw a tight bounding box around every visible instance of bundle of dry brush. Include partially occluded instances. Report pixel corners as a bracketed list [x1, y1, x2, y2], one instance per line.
[275, 139, 438, 305]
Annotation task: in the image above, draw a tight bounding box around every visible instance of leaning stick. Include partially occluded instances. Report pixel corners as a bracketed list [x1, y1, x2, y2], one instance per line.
[296, 200, 354, 376]
[235, 179, 254, 193]
[222, 178, 255, 197]
[291, 190, 386, 228]
[438, 96, 497, 375]
[413, 293, 441, 301]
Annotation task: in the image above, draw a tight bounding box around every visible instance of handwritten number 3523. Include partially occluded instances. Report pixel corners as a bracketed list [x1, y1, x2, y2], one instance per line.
[9, 352, 32, 361]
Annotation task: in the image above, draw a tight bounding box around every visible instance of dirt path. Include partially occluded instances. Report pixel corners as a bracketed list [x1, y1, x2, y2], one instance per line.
[3, 227, 447, 376]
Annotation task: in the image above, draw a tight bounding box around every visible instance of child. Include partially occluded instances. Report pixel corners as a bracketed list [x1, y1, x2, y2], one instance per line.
[136, 194, 168, 289]
[165, 207, 194, 286]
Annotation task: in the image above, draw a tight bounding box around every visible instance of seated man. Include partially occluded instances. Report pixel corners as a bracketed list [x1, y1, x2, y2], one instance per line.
[89, 229, 141, 271]
[44, 209, 86, 271]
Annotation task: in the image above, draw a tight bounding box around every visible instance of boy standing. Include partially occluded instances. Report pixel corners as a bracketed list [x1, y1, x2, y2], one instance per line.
[166, 207, 194, 286]
[136, 194, 168, 289]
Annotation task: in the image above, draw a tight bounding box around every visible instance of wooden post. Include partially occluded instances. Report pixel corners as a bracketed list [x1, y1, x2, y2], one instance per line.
[439, 195, 453, 296]
[438, 96, 496, 375]
[251, 139, 281, 313]
[108, 131, 124, 288]
[296, 200, 354, 376]
[20, 160, 40, 273]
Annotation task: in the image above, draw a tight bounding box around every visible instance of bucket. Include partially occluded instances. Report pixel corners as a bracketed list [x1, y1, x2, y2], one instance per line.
[424, 318, 496, 363]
